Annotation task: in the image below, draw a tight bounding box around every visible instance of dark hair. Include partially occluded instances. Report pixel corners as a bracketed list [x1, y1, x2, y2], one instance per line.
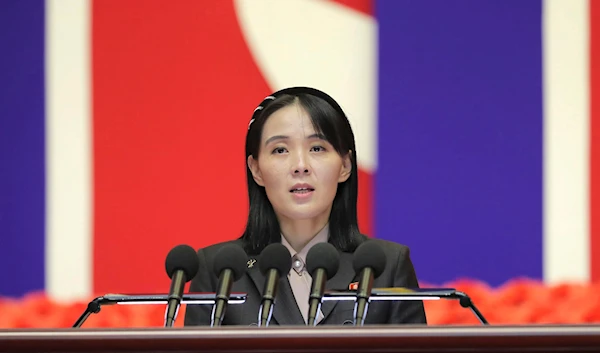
[240, 87, 365, 255]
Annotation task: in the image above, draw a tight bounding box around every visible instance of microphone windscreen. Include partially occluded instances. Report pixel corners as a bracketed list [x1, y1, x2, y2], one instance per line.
[352, 241, 387, 278]
[306, 243, 340, 278]
[165, 244, 200, 280]
[258, 243, 292, 275]
[213, 244, 248, 281]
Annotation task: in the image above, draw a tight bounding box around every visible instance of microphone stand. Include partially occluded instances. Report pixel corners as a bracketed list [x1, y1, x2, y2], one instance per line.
[72, 293, 247, 328]
[323, 287, 489, 325]
[455, 291, 488, 325]
[73, 297, 103, 328]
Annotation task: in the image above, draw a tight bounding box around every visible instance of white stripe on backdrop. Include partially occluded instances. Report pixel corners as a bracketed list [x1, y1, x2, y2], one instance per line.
[543, 0, 590, 284]
[45, 0, 92, 302]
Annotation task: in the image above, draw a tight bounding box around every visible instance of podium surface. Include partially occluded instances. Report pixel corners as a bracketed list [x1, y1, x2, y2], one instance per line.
[1, 325, 600, 353]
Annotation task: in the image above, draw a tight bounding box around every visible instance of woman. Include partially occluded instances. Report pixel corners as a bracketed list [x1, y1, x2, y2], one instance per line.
[184, 87, 427, 326]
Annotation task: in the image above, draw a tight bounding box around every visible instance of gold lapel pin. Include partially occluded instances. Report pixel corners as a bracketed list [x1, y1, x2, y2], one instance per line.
[247, 259, 256, 268]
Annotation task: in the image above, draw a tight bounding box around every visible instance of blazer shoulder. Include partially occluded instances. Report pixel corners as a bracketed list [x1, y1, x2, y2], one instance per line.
[367, 238, 411, 256]
[197, 239, 245, 257]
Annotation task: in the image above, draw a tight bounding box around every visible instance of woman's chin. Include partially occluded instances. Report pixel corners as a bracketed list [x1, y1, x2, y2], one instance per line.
[278, 206, 330, 222]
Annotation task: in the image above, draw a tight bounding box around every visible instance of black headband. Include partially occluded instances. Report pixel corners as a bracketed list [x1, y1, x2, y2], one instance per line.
[248, 86, 347, 130]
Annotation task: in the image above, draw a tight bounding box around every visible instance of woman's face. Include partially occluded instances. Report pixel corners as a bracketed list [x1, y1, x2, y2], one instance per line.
[248, 103, 351, 225]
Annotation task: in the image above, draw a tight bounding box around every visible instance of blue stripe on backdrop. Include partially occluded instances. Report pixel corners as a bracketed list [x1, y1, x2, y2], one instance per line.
[375, 0, 543, 286]
[0, 0, 46, 297]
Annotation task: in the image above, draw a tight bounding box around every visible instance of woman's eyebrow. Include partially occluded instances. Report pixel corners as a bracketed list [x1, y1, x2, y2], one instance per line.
[264, 133, 326, 146]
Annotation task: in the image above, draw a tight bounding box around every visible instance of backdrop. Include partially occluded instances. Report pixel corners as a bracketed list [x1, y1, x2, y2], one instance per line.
[1, 0, 599, 301]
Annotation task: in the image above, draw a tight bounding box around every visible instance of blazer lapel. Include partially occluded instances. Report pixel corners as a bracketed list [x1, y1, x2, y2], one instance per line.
[246, 255, 305, 326]
[271, 277, 305, 325]
[320, 251, 356, 322]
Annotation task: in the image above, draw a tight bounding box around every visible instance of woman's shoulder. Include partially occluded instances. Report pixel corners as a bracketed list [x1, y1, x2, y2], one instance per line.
[360, 236, 411, 257]
[197, 239, 245, 257]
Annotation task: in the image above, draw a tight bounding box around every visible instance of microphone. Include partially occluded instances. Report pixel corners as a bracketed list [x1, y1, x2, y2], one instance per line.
[258, 243, 292, 327]
[351, 241, 387, 326]
[164, 244, 200, 327]
[211, 244, 247, 327]
[306, 243, 340, 326]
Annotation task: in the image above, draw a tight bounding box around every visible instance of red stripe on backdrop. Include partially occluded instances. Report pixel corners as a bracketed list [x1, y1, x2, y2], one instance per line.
[92, 0, 374, 294]
[591, 0, 600, 282]
[92, 0, 271, 294]
[330, 0, 373, 16]
[358, 170, 373, 237]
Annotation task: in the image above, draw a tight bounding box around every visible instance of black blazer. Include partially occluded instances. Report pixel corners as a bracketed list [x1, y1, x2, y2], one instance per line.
[184, 238, 427, 326]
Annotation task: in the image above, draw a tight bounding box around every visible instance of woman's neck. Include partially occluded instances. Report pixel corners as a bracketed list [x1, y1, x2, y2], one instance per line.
[279, 217, 329, 253]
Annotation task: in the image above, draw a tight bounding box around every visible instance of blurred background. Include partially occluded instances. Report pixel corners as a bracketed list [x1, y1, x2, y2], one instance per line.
[2, 0, 600, 327]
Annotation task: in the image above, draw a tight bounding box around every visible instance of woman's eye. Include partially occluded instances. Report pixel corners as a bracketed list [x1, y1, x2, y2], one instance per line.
[311, 146, 325, 152]
[272, 147, 287, 154]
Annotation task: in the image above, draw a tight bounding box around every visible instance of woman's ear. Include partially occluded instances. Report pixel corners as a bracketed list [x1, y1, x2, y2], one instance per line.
[338, 150, 353, 183]
[247, 155, 265, 186]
